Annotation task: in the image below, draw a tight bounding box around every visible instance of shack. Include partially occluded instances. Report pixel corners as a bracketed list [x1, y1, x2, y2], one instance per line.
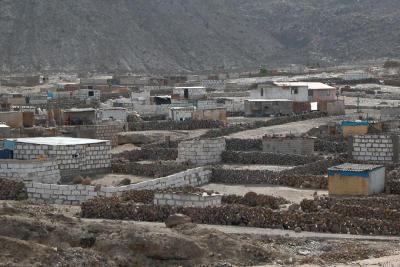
[173, 87, 206, 100]
[328, 163, 385, 195]
[63, 108, 97, 125]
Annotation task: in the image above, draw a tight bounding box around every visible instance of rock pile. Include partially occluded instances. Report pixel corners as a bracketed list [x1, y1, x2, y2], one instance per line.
[0, 178, 28, 200]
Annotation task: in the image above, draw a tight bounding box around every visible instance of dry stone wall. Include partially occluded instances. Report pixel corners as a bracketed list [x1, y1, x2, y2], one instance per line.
[25, 167, 211, 205]
[0, 159, 61, 184]
[201, 112, 326, 138]
[222, 151, 320, 166]
[177, 138, 226, 165]
[225, 138, 262, 151]
[352, 134, 398, 163]
[128, 119, 224, 131]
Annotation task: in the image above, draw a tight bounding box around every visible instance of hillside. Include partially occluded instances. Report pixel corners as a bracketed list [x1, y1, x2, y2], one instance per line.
[0, 0, 398, 73]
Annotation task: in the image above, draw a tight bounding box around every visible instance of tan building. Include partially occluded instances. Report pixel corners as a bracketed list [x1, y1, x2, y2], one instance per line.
[328, 163, 385, 196]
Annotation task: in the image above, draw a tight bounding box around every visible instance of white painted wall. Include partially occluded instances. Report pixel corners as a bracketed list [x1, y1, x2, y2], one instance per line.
[369, 167, 385, 194]
[252, 85, 308, 102]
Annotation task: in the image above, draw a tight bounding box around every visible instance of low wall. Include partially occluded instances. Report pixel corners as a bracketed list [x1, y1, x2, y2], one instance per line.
[225, 138, 262, 151]
[201, 112, 326, 138]
[0, 159, 61, 184]
[262, 137, 315, 155]
[111, 160, 190, 178]
[128, 119, 224, 131]
[154, 192, 222, 208]
[25, 167, 211, 205]
[221, 151, 320, 166]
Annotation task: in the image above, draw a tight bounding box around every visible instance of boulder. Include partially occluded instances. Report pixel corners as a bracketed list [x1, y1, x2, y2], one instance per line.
[165, 214, 192, 228]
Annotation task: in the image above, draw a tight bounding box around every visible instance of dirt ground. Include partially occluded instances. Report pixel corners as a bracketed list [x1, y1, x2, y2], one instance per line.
[0, 200, 398, 266]
[201, 183, 327, 204]
[0, 201, 400, 267]
[90, 173, 153, 186]
[227, 115, 350, 139]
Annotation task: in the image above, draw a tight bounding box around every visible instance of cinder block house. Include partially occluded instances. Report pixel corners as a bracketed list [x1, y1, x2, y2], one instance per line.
[3, 137, 111, 181]
[328, 163, 385, 195]
[173, 86, 206, 100]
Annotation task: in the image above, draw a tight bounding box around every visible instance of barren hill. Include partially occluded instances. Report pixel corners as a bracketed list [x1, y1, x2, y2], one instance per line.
[0, 0, 398, 73]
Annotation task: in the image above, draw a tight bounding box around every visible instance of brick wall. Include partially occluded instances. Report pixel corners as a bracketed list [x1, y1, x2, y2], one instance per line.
[25, 167, 211, 205]
[0, 159, 61, 184]
[177, 138, 226, 165]
[154, 192, 222, 208]
[352, 134, 398, 163]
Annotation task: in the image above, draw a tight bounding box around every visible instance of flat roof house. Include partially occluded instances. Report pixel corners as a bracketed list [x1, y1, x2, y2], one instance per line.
[3, 137, 111, 182]
[328, 163, 385, 195]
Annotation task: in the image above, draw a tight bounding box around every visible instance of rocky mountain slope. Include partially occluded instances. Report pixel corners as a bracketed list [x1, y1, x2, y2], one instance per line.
[0, 0, 398, 73]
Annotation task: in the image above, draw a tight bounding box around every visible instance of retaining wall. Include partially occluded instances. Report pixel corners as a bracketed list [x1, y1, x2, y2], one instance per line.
[0, 159, 61, 184]
[262, 137, 315, 155]
[25, 167, 211, 205]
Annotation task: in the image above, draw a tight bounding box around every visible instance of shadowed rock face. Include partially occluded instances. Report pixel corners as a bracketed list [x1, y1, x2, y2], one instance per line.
[0, 0, 399, 73]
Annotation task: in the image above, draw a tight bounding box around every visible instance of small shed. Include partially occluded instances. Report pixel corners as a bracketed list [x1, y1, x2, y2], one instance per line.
[328, 163, 385, 195]
[169, 106, 195, 121]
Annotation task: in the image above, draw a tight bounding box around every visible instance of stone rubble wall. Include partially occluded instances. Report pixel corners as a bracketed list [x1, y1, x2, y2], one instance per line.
[352, 134, 397, 163]
[128, 119, 224, 131]
[154, 192, 222, 208]
[25, 167, 211, 205]
[262, 137, 315, 156]
[113, 148, 178, 161]
[177, 138, 226, 165]
[201, 112, 326, 138]
[225, 138, 262, 151]
[111, 160, 190, 178]
[221, 151, 321, 166]
[0, 159, 61, 184]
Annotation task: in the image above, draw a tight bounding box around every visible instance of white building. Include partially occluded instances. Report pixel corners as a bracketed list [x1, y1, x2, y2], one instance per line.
[344, 71, 372, 81]
[169, 106, 195, 121]
[98, 107, 127, 121]
[251, 82, 308, 102]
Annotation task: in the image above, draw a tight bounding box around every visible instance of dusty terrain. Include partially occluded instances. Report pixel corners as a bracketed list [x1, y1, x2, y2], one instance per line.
[0, 200, 398, 266]
[202, 184, 327, 204]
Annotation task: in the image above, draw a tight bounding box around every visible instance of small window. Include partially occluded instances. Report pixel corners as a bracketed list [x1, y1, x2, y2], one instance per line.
[88, 91, 94, 97]
[308, 90, 313, 96]
[291, 87, 298, 94]
[260, 88, 264, 97]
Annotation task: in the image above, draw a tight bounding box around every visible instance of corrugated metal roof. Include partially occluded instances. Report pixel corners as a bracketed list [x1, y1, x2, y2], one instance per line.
[273, 82, 335, 90]
[328, 163, 383, 172]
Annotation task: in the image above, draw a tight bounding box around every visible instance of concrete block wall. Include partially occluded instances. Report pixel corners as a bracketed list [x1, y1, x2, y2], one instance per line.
[200, 80, 226, 90]
[25, 167, 211, 205]
[352, 135, 398, 163]
[154, 192, 222, 208]
[77, 124, 119, 147]
[132, 104, 170, 117]
[0, 159, 61, 184]
[262, 137, 315, 156]
[14, 141, 111, 180]
[177, 138, 226, 165]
